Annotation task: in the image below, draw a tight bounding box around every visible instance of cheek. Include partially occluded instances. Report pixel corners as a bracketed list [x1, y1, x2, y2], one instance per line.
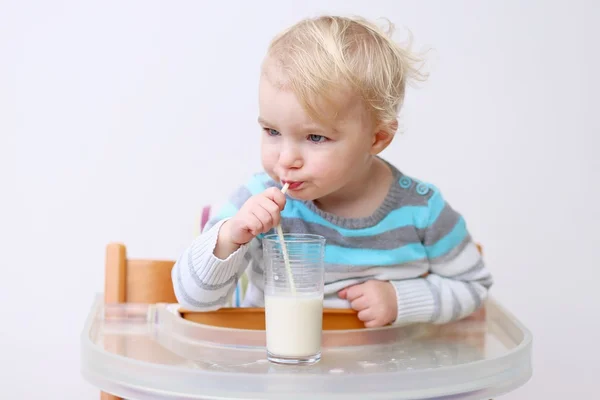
[308, 153, 347, 180]
[261, 142, 277, 170]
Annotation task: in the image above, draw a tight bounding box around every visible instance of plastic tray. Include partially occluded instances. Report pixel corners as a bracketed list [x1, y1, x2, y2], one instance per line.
[80, 294, 532, 399]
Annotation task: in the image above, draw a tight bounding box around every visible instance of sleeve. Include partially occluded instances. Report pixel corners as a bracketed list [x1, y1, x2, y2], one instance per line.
[171, 174, 268, 311]
[390, 186, 493, 325]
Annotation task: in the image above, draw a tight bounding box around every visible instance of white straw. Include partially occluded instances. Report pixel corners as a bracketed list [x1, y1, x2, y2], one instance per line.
[277, 183, 296, 294]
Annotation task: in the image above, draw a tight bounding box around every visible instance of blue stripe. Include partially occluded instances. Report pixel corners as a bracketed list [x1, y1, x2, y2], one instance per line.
[282, 196, 444, 237]
[425, 217, 468, 258]
[216, 202, 238, 220]
[246, 176, 266, 196]
[257, 173, 273, 185]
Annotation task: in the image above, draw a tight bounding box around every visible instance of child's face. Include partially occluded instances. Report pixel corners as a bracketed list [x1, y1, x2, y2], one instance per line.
[258, 61, 377, 202]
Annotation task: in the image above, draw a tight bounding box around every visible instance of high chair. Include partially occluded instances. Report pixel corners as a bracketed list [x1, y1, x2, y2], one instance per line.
[99, 238, 489, 400]
[97, 204, 509, 400]
[85, 202, 531, 400]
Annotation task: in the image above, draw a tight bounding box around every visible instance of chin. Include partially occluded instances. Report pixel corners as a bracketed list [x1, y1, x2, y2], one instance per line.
[287, 192, 310, 201]
[286, 189, 318, 202]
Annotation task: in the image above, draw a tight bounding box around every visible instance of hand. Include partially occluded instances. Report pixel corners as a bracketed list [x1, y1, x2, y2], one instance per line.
[222, 187, 287, 246]
[338, 280, 398, 328]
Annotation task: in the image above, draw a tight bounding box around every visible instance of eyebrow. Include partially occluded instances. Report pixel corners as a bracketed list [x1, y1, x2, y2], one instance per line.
[258, 116, 331, 134]
[257, 117, 274, 127]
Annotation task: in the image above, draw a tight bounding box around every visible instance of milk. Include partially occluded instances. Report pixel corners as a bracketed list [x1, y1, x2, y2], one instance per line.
[265, 293, 323, 358]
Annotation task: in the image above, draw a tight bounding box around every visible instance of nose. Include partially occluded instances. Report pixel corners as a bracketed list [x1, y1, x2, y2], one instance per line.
[278, 141, 303, 170]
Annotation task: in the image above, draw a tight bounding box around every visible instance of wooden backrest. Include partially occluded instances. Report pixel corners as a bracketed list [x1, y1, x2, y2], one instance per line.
[101, 243, 178, 400]
[104, 243, 177, 304]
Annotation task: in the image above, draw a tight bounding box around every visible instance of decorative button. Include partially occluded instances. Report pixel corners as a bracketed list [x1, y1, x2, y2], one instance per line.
[399, 176, 412, 189]
[416, 183, 429, 195]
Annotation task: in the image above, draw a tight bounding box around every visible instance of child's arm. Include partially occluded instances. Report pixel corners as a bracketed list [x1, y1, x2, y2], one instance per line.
[172, 181, 285, 311]
[340, 187, 492, 327]
[171, 218, 249, 311]
[390, 188, 492, 325]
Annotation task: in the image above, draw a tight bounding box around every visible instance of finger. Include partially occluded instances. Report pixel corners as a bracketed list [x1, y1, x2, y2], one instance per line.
[254, 205, 274, 232]
[338, 289, 348, 299]
[345, 284, 365, 302]
[248, 210, 266, 235]
[256, 204, 275, 231]
[350, 296, 369, 311]
[357, 308, 375, 322]
[264, 187, 287, 210]
[258, 197, 281, 226]
[364, 319, 383, 329]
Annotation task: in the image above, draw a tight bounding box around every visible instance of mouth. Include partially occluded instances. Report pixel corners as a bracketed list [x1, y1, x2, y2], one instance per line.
[282, 180, 304, 190]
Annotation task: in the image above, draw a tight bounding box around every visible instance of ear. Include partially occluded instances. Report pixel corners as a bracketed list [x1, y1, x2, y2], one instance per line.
[370, 120, 397, 155]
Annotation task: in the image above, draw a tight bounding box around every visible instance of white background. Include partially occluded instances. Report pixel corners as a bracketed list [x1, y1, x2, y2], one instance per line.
[1, 0, 598, 398]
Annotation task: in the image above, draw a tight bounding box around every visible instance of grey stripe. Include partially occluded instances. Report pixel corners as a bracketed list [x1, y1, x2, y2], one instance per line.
[448, 260, 493, 288]
[426, 279, 441, 322]
[280, 218, 421, 250]
[176, 263, 236, 308]
[252, 259, 264, 275]
[264, 180, 280, 189]
[419, 204, 461, 246]
[188, 250, 238, 290]
[429, 235, 472, 265]
[325, 275, 374, 287]
[465, 284, 482, 310]
[203, 185, 255, 232]
[477, 276, 494, 289]
[322, 259, 429, 272]
[230, 185, 253, 209]
[448, 259, 485, 279]
[451, 290, 462, 321]
[324, 263, 351, 273]
[248, 240, 264, 275]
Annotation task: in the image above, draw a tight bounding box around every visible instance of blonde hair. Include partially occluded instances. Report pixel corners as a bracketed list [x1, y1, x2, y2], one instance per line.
[265, 15, 428, 135]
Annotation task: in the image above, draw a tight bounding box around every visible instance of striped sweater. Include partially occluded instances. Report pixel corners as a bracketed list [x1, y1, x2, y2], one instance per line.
[172, 162, 493, 326]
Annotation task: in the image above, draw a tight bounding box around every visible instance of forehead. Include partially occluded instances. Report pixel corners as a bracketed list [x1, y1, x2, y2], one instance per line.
[258, 74, 315, 130]
[259, 60, 371, 131]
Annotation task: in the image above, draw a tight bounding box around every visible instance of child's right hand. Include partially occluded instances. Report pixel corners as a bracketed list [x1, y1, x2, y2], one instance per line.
[221, 187, 287, 247]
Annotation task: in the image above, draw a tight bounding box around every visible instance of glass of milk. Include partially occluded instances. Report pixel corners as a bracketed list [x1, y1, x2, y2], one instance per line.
[263, 233, 326, 365]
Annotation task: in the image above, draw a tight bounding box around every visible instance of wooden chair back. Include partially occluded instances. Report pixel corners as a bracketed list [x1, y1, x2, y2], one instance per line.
[101, 242, 176, 400]
[104, 242, 176, 304]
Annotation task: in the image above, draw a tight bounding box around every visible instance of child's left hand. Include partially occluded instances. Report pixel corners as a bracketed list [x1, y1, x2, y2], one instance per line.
[338, 280, 398, 328]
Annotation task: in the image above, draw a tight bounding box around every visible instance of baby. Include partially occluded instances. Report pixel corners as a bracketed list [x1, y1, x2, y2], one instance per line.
[172, 15, 493, 328]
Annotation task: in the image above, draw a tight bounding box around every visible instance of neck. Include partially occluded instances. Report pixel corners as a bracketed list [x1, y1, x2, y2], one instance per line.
[314, 157, 390, 218]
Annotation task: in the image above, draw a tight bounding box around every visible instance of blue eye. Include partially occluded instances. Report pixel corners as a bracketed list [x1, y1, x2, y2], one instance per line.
[265, 128, 280, 136]
[308, 134, 327, 143]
